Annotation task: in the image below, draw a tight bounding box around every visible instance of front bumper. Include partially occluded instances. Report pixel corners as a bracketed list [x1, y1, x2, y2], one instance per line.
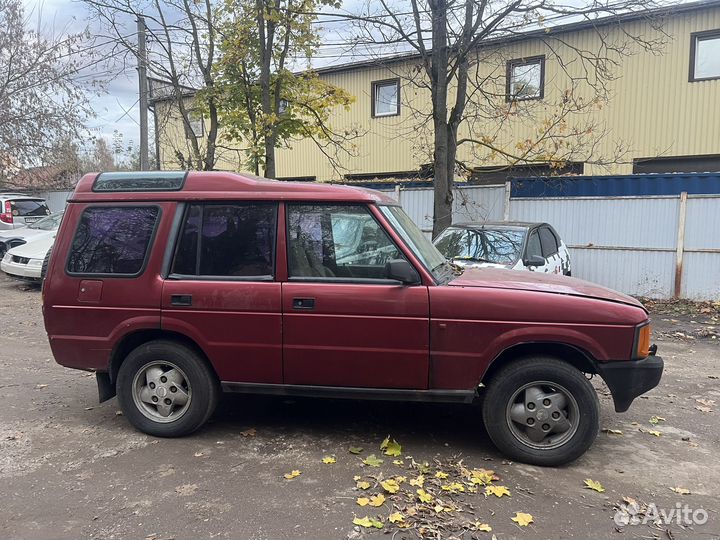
[595, 355, 664, 412]
[1, 257, 42, 279]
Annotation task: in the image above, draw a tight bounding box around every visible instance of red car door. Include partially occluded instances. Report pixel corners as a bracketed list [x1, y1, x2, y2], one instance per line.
[281, 203, 430, 389]
[161, 202, 282, 384]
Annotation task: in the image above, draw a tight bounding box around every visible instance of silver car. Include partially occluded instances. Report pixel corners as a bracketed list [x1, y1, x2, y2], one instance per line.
[0, 211, 63, 257]
[0, 194, 51, 231]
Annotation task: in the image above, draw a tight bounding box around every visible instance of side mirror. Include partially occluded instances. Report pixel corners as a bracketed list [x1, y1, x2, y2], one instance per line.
[385, 259, 420, 285]
[523, 254, 545, 267]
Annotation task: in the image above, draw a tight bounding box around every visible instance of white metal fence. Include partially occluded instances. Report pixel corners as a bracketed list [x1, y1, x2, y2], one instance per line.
[37, 185, 720, 300]
[382, 186, 720, 301]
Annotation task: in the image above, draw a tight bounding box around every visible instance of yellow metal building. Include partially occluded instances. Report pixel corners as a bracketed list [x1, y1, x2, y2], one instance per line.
[154, 0, 720, 183]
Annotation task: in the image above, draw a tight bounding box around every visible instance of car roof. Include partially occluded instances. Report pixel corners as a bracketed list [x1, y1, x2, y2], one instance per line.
[70, 171, 398, 204]
[449, 221, 549, 230]
[0, 193, 43, 199]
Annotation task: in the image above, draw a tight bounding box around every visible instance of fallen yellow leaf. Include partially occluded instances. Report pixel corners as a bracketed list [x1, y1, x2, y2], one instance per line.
[470, 468, 496, 485]
[388, 511, 404, 524]
[380, 436, 402, 457]
[356, 497, 370, 506]
[649, 415, 666, 425]
[322, 456, 336, 464]
[353, 475, 361, 481]
[417, 488, 433, 503]
[363, 454, 383, 467]
[484, 485, 511, 498]
[473, 522, 492, 532]
[356, 480, 371, 490]
[283, 470, 301, 480]
[441, 482, 465, 493]
[353, 516, 383, 529]
[393, 459, 404, 466]
[435, 471, 449, 479]
[671, 487, 691, 495]
[409, 474, 425, 487]
[381, 479, 400, 494]
[584, 479, 605, 493]
[368, 494, 385, 507]
[512, 512, 534, 526]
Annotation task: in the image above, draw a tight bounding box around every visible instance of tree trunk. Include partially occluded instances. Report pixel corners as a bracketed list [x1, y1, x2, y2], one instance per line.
[430, 0, 453, 238]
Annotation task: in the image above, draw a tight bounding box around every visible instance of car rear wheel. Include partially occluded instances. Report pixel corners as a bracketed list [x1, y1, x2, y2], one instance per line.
[117, 340, 219, 437]
[482, 357, 599, 466]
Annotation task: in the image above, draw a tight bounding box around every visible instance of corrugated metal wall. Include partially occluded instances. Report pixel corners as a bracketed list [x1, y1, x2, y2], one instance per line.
[34, 185, 720, 300]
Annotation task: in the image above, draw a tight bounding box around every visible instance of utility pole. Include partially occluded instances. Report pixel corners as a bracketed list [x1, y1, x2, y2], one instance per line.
[137, 16, 149, 171]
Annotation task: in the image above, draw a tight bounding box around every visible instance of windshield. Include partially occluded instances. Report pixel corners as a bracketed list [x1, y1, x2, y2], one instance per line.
[28, 212, 63, 231]
[378, 205, 449, 280]
[434, 227, 526, 265]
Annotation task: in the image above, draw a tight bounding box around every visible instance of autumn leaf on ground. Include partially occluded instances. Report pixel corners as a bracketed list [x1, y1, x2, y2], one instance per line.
[388, 511, 405, 524]
[472, 522, 492, 532]
[363, 454, 383, 467]
[395, 475, 406, 483]
[409, 474, 425, 487]
[512, 512, 534, 527]
[602, 428, 623, 435]
[348, 446, 363, 455]
[649, 415, 666, 425]
[484, 485, 511, 498]
[381, 479, 400, 494]
[417, 489, 433, 503]
[380, 436, 402, 457]
[470, 469, 497, 485]
[356, 497, 370, 507]
[393, 459, 404, 466]
[193, 451, 206, 457]
[321, 456, 336, 464]
[696, 398, 715, 407]
[353, 516, 383, 529]
[283, 470, 301, 480]
[640, 427, 662, 436]
[442, 482, 465, 493]
[435, 471, 449, 479]
[671, 487, 691, 495]
[239, 427, 256, 437]
[584, 479, 605, 493]
[695, 405, 713, 413]
[356, 480, 371, 490]
[368, 494, 385, 507]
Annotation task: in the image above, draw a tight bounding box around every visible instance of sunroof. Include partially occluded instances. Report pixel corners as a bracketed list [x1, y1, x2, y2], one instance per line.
[93, 171, 188, 192]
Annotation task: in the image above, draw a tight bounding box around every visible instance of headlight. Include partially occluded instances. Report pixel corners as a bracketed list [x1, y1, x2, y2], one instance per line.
[2, 252, 11, 262]
[27, 259, 43, 267]
[633, 322, 651, 359]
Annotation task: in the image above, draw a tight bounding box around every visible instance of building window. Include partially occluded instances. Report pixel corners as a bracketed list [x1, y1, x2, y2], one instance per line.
[371, 79, 400, 117]
[188, 111, 204, 138]
[690, 30, 720, 81]
[506, 56, 545, 101]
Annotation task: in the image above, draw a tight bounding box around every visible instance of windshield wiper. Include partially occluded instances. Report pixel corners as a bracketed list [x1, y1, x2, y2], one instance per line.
[452, 256, 492, 263]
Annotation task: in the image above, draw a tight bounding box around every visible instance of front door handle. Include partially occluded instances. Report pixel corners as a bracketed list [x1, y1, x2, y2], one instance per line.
[292, 297, 315, 310]
[170, 294, 192, 306]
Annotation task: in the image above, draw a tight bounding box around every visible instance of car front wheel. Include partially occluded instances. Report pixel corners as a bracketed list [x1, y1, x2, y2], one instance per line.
[117, 340, 219, 437]
[482, 357, 599, 466]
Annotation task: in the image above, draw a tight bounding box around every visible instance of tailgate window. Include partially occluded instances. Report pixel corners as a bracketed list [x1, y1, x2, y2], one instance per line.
[11, 200, 50, 217]
[67, 206, 160, 276]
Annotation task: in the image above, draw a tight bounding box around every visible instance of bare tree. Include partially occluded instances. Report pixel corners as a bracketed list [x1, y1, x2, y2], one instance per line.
[83, 0, 220, 170]
[0, 0, 94, 180]
[332, 0, 665, 236]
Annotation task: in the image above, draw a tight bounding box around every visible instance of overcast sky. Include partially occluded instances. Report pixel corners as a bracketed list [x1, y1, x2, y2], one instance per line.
[23, 0, 143, 152]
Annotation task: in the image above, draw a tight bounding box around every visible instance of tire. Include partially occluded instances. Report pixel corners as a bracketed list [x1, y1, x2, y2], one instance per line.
[40, 247, 52, 282]
[116, 340, 220, 437]
[481, 357, 599, 466]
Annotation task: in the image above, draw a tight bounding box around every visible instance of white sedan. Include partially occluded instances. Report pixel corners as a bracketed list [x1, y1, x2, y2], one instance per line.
[1, 233, 54, 281]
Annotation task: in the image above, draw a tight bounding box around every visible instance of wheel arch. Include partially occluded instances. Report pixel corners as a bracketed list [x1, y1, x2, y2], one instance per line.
[480, 342, 597, 386]
[108, 329, 217, 385]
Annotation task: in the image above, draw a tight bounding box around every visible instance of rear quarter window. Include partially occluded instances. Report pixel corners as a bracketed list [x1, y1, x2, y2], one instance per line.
[538, 227, 559, 257]
[66, 206, 160, 276]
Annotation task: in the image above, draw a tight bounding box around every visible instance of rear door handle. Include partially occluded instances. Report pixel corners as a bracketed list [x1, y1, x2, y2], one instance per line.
[292, 297, 315, 310]
[170, 294, 192, 306]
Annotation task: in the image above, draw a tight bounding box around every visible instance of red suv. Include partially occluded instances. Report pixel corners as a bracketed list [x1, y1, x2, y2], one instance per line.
[43, 171, 663, 466]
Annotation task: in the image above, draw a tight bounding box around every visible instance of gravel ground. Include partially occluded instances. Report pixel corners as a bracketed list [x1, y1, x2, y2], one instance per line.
[0, 275, 718, 540]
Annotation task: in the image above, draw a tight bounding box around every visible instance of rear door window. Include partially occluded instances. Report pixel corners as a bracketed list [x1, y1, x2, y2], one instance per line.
[539, 227, 559, 257]
[11, 199, 50, 217]
[67, 206, 160, 275]
[171, 202, 277, 278]
[525, 230, 542, 259]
